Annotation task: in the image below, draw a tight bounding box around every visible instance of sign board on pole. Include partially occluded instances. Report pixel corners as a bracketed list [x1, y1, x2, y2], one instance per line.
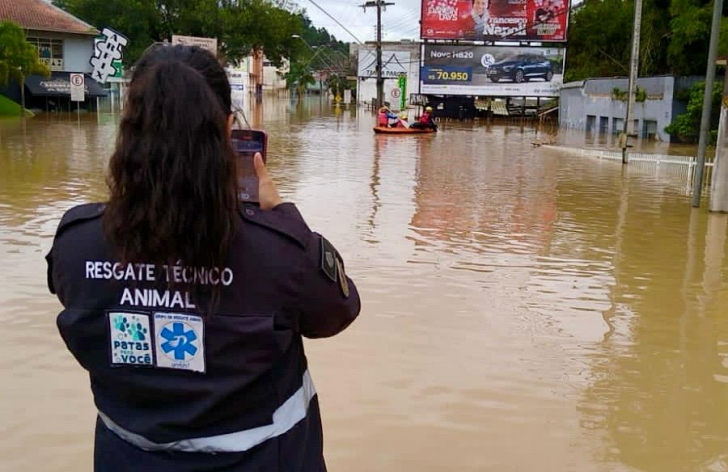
[172, 35, 218, 57]
[90, 28, 128, 83]
[343, 89, 352, 105]
[70, 73, 85, 102]
[358, 51, 410, 79]
[227, 69, 245, 103]
[421, 44, 565, 97]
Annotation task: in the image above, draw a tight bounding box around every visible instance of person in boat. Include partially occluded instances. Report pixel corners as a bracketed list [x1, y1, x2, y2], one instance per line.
[378, 107, 398, 128]
[395, 112, 410, 129]
[412, 106, 437, 130]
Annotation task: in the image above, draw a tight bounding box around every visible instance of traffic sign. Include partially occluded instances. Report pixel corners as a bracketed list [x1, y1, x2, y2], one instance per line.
[391, 88, 401, 99]
[70, 73, 85, 102]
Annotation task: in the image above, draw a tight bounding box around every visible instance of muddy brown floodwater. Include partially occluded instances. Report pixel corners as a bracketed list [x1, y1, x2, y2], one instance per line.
[1, 99, 728, 472]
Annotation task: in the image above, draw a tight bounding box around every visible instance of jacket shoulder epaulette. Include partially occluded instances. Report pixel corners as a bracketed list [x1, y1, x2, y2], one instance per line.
[54, 203, 105, 240]
[238, 203, 310, 249]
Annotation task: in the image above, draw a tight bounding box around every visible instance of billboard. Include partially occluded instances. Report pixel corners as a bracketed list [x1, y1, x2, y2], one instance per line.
[358, 50, 411, 78]
[421, 44, 565, 97]
[420, 0, 569, 42]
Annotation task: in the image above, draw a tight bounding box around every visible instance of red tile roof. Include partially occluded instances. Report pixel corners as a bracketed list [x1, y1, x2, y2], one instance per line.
[0, 0, 98, 36]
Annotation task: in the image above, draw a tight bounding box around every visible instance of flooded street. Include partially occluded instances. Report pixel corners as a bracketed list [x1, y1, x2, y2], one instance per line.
[1, 100, 728, 472]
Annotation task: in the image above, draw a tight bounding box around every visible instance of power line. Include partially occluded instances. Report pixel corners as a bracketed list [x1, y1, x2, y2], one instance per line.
[304, 0, 366, 45]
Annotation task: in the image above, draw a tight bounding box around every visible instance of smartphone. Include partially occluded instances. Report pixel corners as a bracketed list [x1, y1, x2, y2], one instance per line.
[231, 129, 267, 203]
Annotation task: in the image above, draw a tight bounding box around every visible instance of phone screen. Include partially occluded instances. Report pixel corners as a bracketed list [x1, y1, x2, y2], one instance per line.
[231, 130, 267, 203]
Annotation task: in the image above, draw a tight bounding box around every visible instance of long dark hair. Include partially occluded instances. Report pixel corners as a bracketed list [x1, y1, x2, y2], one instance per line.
[104, 45, 237, 275]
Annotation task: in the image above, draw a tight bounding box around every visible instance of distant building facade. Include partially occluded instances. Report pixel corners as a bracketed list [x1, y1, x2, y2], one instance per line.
[559, 76, 702, 142]
[0, 0, 107, 111]
[351, 41, 421, 110]
[231, 53, 289, 97]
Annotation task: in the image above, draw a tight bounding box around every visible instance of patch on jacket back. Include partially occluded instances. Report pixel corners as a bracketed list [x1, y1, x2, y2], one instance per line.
[153, 313, 206, 373]
[108, 312, 154, 367]
[106, 311, 206, 373]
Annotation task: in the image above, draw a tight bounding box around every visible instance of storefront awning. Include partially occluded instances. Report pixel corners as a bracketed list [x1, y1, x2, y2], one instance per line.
[25, 72, 108, 98]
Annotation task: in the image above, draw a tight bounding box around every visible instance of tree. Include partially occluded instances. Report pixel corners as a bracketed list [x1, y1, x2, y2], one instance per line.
[52, 0, 347, 67]
[665, 81, 722, 142]
[221, 0, 303, 65]
[326, 73, 347, 97]
[283, 61, 315, 96]
[565, 0, 728, 82]
[0, 21, 51, 115]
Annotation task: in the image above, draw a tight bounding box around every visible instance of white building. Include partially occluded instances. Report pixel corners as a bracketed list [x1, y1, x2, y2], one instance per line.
[351, 41, 421, 110]
[0, 0, 108, 111]
[232, 53, 289, 96]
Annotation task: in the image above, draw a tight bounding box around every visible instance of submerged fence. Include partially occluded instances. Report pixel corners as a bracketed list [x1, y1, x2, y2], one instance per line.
[542, 145, 713, 196]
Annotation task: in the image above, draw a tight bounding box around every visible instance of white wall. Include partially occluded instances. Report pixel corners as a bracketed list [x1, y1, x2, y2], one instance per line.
[355, 44, 420, 110]
[63, 36, 94, 73]
[262, 62, 288, 92]
[560, 77, 676, 142]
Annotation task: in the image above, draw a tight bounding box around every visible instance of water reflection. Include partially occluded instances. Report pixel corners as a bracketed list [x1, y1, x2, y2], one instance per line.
[1, 100, 727, 471]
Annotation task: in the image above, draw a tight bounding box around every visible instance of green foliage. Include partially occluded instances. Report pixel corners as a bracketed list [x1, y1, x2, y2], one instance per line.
[0, 94, 32, 116]
[611, 87, 647, 102]
[53, 0, 348, 66]
[665, 81, 722, 142]
[612, 87, 628, 101]
[325, 73, 348, 96]
[283, 61, 315, 96]
[0, 21, 50, 85]
[565, 0, 727, 81]
[564, 0, 636, 82]
[0, 21, 50, 114]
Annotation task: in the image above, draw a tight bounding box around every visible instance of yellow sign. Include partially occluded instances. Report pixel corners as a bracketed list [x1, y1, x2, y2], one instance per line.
[722, 96, 728, 109]
[335, 94, 342, 103]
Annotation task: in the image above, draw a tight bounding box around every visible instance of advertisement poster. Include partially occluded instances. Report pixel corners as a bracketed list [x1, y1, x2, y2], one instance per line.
[421, 45, 565, 97]
[420, 0, 569, 42]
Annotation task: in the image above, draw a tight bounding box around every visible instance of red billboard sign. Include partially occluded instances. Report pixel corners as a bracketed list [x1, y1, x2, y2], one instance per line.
[420, 0, 569, 42]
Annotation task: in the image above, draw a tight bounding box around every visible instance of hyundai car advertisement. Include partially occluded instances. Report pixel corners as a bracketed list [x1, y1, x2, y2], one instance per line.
[420, 45, 565, 97]
[420, 0, 570, 42]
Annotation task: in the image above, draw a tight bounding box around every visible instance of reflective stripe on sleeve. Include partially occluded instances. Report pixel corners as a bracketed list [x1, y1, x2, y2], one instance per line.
[98, 370, 317, 454]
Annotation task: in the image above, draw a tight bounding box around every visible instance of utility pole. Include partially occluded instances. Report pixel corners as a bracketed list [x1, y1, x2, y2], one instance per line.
[361, 0, 395, 108]
[621, 0, 643, 164]
[692, 0, 724, 208]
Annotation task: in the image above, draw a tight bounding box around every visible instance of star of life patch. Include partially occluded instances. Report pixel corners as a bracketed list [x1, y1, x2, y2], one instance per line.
[108, 312, 153, 367]
[154, 313, 206, 373]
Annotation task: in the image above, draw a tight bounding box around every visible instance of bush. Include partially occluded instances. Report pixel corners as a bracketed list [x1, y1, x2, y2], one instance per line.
[665, 82, 722, 143]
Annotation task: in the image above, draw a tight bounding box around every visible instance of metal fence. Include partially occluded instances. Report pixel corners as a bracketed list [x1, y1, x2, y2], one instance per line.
[543, 145, 713, 196]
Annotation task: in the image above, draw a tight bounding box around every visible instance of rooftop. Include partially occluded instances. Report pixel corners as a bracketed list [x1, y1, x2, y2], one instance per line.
[0, 0, 98, 36]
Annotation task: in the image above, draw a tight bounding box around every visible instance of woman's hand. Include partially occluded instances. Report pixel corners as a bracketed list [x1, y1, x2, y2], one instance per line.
[254, 153, 283, 211]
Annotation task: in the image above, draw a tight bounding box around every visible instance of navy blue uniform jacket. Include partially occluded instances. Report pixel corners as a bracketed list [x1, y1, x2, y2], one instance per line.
[46, 202, 361, 471]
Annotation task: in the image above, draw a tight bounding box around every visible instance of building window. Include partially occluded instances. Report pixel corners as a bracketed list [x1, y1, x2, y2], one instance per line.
[26, 36, 64, 71]
[613, 118, 624, 135]
[643, 120, 658, 140]
[586, 115, 596, 133]
[599, 116, 609, 134]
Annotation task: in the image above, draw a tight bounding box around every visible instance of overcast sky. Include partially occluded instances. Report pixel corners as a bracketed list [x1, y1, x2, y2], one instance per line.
[299, 0, 423, 44]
